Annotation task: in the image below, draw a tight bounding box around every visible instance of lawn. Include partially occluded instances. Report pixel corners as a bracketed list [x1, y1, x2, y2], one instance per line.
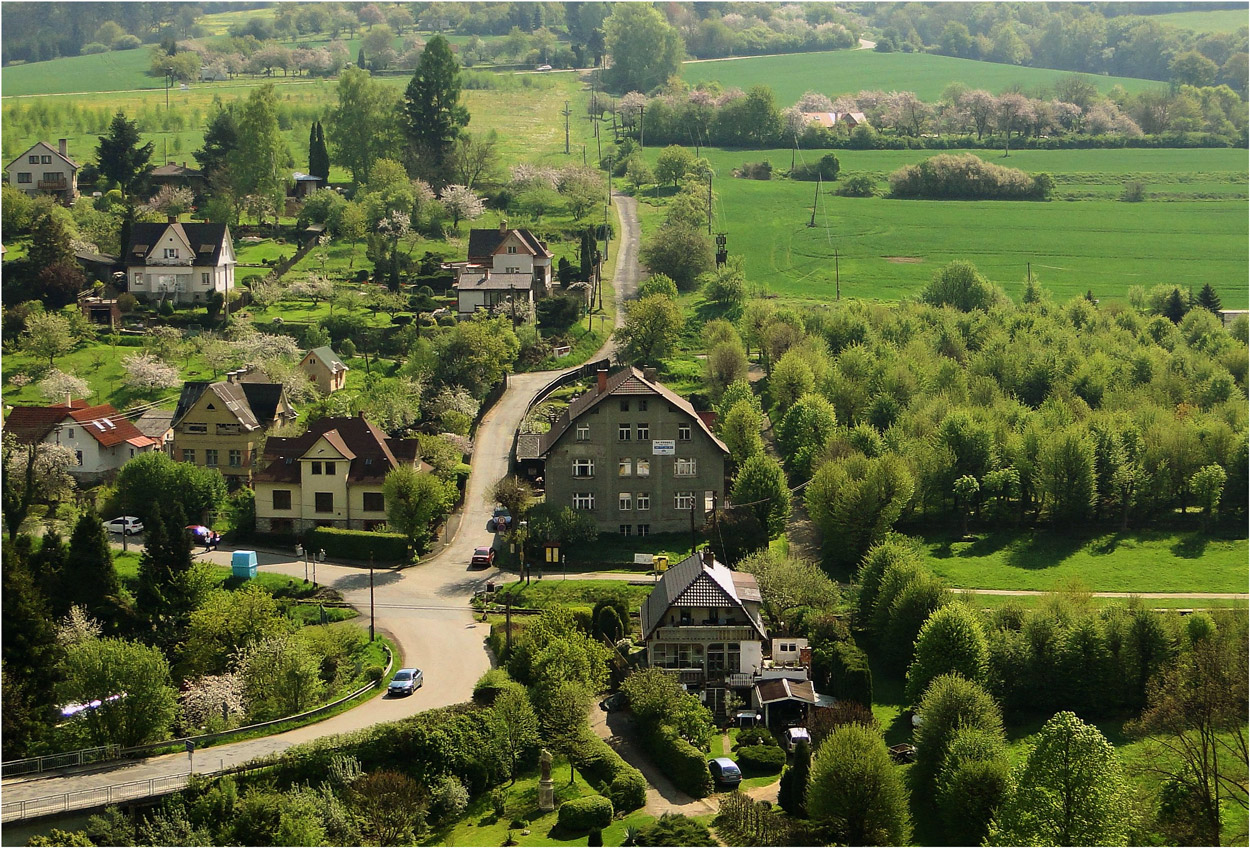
[494, 579, 652, 614]
[635, 145, 1249, 307]
[681, 49, 1163, 104]
[922, 529, 1249, 593]
[0, 47, 159, 96]
[1147, 7, 1250, 33]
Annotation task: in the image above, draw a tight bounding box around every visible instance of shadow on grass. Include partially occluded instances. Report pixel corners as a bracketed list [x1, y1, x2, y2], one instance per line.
[957, 532, 1014, 558]
[1002, 532, 1086, 570]
[1171, 532, 1209, 559]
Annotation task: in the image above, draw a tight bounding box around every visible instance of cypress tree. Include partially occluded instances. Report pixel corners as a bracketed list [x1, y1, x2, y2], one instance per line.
[779, 738, 812, 818]
[64, 512, 119, 625]
[1196, 283, 1222, 314]
[2, 537, 64, 758]
[310, 122, 330, 182]
[30, 529, 68, 618]
[308, 122, 318, 175]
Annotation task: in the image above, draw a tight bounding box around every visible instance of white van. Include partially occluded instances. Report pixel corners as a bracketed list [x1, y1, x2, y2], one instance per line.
[784, 727, 811, 752]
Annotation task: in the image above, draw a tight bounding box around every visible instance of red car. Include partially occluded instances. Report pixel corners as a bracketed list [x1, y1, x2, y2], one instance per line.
[471, 546, 496, 568]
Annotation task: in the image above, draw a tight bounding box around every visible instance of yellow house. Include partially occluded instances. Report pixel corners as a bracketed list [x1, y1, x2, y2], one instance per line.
[299, 346, 349, 394]
[170, 372, 297, 483]
[253, 413, 423, 535]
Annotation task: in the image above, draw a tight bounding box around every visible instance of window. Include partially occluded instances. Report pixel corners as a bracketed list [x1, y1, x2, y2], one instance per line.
[75, 450, 83, 466]
[507, 245, 517, 254]
[618, 424, 631, 441]
[27, 155, 37, 164]
[619, 399, 630, 412]
[619, 459, 631, 477]
[505, 266, 521, 273]
[637, 524, 650, 536]
[311, 461, 322, 475]
[40, 155, 51, 164]
[639, 399, 648, 411]
[182, 449, 196, 463]
[573, 492, 595, 510]
[637, 493, 650, 511]
[572, 458, 594, 478]
[272, 490, 292, 510]
[204, 449, 218, 467]
[17, 173, 31, 183]
[186, 423, 207, 434]
[675, 491, 695, 510]
[678, 423, 691, 441]
[202, 273, 210, 285]
[619, 492, 632, 511]
[228, 449, 242, 467]
[164, 248, 179, 259]
[636, 423, 650, 441]
[636, 459, 650, 477]
[324, 461, 336, 475]
[315, 492, 334, 513]
[66, 428, 74, 438]
[217, 423, 241, 435]
[576, 424, 590, 441]
[42, 172, 58, 183]
[675, 457, 697, 477]
[133, 273, 142, 287]
[363, 492, 385, 512]
[619, 524, 632, 536]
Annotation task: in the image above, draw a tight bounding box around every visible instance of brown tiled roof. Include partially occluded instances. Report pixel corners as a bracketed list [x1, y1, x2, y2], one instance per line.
[3, 400, 89, 444]
[253, 415, 421, 485]
[467, 227, 553, 263]
[66, 404, 157, 448]
[539, 366, 728, 456]
[755, 678, 816, 705]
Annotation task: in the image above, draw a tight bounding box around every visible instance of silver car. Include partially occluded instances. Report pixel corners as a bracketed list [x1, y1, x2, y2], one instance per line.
[387, 668, 423, 697]
[106, 516, 144, 536]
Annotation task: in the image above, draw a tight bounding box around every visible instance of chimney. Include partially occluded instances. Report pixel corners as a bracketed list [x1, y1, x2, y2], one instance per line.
[167, 214, 177, 224]
[66, 392, 73, 407]
[597, 368, 607, 395]
[799, 646, 813, 669]
[58, 138, 67, 157]
[642, 367, 657, 382]
[702, 547, 715, 567]
[499, 220, 508, 234]
[358, 410, 366, 419]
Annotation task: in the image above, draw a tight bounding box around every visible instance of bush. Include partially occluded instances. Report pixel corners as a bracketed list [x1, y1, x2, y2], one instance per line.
[835, 174, 877, 197]
[572, 731, 646, 811]
[735, 161, 773, 180]
[791, 153, 840, 181]
[889, 153, 1051, 200]
[364, 665, 385, 682]
[737, 744, 786, 774]
[81, 41, 109, 54]
[635, 814, 717, 846]
[735, 727, 776, 749]
[472, 667, 517, 705]
[609, 770, 648, 812]
[641, 727, 713, 798]
[1121, 180, 1146, 202]
[304, 527, 408, 563]
[830, 640, 873, 706]
[557, 795, 613, 831]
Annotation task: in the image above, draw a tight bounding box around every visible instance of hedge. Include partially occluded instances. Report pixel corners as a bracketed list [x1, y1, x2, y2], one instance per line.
[304, 527, 408, 563]
[640, 723, 712, 798]
[831, 640, 874, 707]
[557, 795, 613, 831]
[737, 744, 786, 774]
[572, 731, 646, 811]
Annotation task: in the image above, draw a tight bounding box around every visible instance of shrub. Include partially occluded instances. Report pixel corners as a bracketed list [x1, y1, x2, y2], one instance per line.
[81, 41, 109, 54]
[791, 154, 840, 181]
[735, 727, 776, 749]
[889, 153, 1051, 200]
[638, 725, 713, 798]
[735, 161, 773, 180]
[571, 730, 646, 811]
[364, 665, 385, 682]
[737, 744, 786, 774]
[635, 814, 717, 847]
[472, 668, 517, 705]
[836, 174, 877, 197]
[557, 795, 613, 831]
[1121, 180, 1146, 202]
[609, 770, 648, 812]
[830, 640, 873, 706]
[304, 527, 408, 563]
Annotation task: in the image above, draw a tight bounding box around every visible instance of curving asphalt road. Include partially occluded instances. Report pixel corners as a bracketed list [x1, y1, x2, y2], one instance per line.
[0, 194, 644, 814]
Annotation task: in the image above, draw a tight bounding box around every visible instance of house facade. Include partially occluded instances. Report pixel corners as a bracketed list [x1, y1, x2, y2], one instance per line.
[453, 268, 535, 318]
[170, 372, 296, 483]
[530, 367, 729, 536]
[300, 346, 349, 394]
[124, 221, 235, 304]
[147, 162, 208, 197]
[640, 550, 769, 716]
[466, 222, 553, 298]
[801, 111, 868, 130]
[253, 414, 423, 535]
[5, 140, 78, 203]
[4, 400, 158, 482]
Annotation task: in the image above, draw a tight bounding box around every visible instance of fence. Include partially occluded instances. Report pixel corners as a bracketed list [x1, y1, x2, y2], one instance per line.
[1, 773, 192, 823]
[2, 746, 120, 779]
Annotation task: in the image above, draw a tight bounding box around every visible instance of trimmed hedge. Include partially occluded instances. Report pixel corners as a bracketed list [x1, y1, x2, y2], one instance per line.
[831, 640, 873, 707]
[557, 795, 613, 831]
[737, 744, 786, 774]
[640, 724, 712, 798]
[304, 527, 408, 563]
[572, 731, 646, 811]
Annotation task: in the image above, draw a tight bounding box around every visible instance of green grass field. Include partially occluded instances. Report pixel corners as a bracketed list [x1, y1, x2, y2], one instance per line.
[923, 529, 1249, 593]
[682, 50, 1163, 104]
[1, 47, 159, 96]
[637, 145, 1249, 307]
[1147, 7, 1250, 33]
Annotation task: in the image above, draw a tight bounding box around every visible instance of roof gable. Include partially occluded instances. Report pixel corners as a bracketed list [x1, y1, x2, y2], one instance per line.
[6, 140, 77, 172]
[3, 400, 89, 444]
[304, 431, 356, 461]
[126, 222, 231, 267]
[66, 404, 156, 448]
[641, 553, 768, 641]
[253, 416, 416, 485]
[306, 347, 348, 373]
[468, 227, 553, 263]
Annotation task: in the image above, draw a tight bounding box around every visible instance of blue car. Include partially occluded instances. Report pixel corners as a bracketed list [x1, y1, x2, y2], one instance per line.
[387, 668, 423, 697]
[709, 757, 742, 789]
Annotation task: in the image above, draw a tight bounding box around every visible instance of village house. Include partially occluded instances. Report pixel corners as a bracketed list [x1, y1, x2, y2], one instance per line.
[134, 408, 176, 455]
[170, 371, 296, 484]
[518, 366, 729, 536]
[253, 413, 423, 535]
[5, 139, 78, 203]
[3, 399, 158, 482]
[124, 220, 235, 304]
[801, 111, 869, 130]
[453, 222, 553, 316]
[299, 346, 349, 394]
[146, 162, 208, 197]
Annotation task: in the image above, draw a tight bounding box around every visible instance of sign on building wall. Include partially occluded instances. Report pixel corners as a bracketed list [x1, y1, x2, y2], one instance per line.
[652, 439, 675, 455]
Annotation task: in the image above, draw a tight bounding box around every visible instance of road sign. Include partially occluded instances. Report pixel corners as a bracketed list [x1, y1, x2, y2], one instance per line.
[633, 553, 654, 565]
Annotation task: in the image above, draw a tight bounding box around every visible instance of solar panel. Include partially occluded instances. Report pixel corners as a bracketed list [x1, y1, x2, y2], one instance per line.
[199, 244, 214, 253]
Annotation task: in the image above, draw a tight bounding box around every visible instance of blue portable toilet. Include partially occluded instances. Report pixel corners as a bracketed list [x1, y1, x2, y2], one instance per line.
[231, 550, 258, 579]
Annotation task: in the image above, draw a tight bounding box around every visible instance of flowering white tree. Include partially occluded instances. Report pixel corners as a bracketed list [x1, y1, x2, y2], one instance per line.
[287, 273, 335, 305]
[142, 185, 196, 218]
[233, 331, 302, 366]
[781, 106, 810, 138]
[440, 185, 485, 229]
[122, 352, 181, 393]
[38, 369, 90, 401]
[179, 673, 246, 732]
[56, 606, 103, 648]
[618, 91, 647, 127]
[796, 90, 834, 113]
[247, 274, 288, 308]
[148, 325, 184, 362]
[510, 163, 561, 192]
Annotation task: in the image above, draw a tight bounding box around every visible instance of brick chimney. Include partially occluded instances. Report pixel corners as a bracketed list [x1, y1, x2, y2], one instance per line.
[167, 214, 177, 224]
[597, 368, 607, 394]
[702, 547, 715, 567]
[499, 220, 508, 234]
[58, 138, 67, 157]
[642, 367, 658, 382]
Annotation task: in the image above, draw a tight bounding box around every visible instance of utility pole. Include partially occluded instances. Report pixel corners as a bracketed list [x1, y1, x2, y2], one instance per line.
[707, 171, 713, 236]
[835, 248, 841, 300]
[599, 200, 608, 311]
[368, 554, 375, 641]
[505, 592, 512, 653]
[1027, 262, 1031, 286]
[582, 144, 586, 166]
[638, 104, 644, 149]
[791, 133, 797, 172]
[808, 173, 821, 228]
[563, 100, 571, 155]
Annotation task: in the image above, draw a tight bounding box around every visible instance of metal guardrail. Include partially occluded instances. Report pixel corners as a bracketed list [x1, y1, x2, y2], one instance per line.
[2, 746, 120, 779]
[1, 772, 191, 823]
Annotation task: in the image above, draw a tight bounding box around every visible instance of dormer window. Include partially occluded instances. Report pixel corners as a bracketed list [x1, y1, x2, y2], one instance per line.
[507, 246, 517, 254]
[164, 248, 179, 259]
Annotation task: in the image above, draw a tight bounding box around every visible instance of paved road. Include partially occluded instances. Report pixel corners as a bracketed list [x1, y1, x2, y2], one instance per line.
[1, 190, 644, 817]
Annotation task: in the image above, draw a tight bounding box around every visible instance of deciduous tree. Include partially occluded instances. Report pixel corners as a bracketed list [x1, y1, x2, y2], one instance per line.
[613, 295, 683, 365]
[807, 722, 911, 846]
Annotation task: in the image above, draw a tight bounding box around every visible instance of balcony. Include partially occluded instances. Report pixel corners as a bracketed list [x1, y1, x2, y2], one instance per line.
[37, 179, 68, 191]
[657, 667, 704, 685]
[654, 625, 756, 643]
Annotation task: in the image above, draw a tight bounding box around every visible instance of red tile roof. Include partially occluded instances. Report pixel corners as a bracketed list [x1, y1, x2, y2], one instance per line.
[4, 400, 90, 444]
[66, 405, 158, 448]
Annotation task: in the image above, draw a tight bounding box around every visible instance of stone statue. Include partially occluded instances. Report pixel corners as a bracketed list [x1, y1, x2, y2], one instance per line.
[538, 747, 555, 811]
[539, 748, 552, 781]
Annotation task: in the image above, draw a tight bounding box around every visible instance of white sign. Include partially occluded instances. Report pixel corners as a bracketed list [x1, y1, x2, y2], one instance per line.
[652, 439, 675, 455]
[634, 553, 654, 565]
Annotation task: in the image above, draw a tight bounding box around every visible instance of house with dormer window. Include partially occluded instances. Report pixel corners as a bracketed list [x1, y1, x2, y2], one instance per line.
[171, 370, 296, 483]
[3, 399, 158, 482]
[453, 222, 554, 316]
[252, 414, 425, 535]
[5, 139, 78, 203]
[124, 221, 235, 304]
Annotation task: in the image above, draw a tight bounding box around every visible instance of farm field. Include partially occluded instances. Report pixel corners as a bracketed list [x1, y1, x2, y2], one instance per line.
[636, 145, 1249, 306]
[681, 49, 1164, 103]
[922, 529, 1249, 593]
[1147, 6, 1250, 33]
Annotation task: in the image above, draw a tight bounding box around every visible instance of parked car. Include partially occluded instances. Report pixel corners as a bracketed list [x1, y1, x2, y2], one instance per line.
[471, 546, 496, 568]
[105, 516, 144, 536]
[536, 63, 553, 71]
[388, 668, 423, 697]
[783, 727, 811, 752]
[708, 757, 742, 789]
[492, 506, 513, 532]
[599, 691, 628, 712]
